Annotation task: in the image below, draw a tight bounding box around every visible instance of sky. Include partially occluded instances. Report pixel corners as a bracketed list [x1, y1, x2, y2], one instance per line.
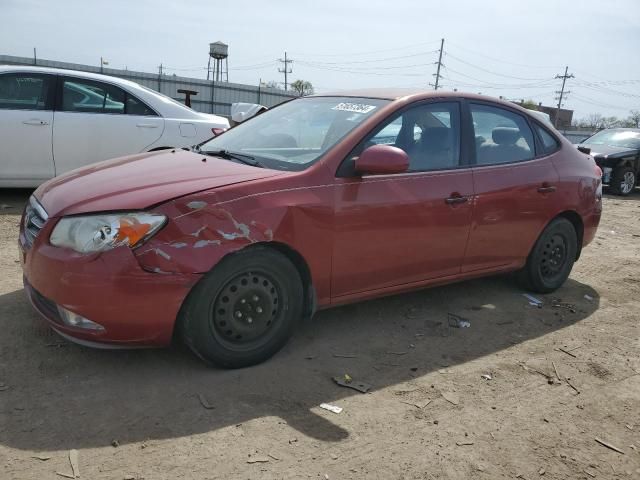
[1, 0, 639, 120]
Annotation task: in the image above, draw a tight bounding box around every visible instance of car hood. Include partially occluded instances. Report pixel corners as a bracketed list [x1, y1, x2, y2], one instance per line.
[580, 143, 639, 158]
[35, 150, 282, 217]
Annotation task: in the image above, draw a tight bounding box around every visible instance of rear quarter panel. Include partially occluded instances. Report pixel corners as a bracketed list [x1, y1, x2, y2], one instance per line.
[551, 138, 602, 247]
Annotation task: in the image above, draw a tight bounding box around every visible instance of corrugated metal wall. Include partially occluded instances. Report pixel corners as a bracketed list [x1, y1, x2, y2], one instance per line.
[0, 55, 297, 117]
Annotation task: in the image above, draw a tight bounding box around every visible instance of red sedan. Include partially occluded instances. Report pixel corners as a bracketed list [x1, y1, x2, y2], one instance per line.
[19, 90, 602, 367]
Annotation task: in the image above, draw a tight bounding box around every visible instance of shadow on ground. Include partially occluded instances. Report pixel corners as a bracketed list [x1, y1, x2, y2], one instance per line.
[0, 189, 32, 216]
[0, 274, 599, 451]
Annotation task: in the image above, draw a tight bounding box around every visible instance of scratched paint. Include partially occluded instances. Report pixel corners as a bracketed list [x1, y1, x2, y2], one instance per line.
[154, 248, 171, 260]
[170, 242, 188, 249]
[187, 201, 207, 210]
[190, 226, 207, 237]
[194, 239, 221, 248]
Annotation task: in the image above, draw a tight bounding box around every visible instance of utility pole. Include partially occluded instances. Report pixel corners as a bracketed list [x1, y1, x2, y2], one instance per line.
[430, 38, 444, 90]
[554, 66, 574, 128]
[33, 47, 37, 65]
[278, 51, 293, 91]
[158, 63, 163, 92]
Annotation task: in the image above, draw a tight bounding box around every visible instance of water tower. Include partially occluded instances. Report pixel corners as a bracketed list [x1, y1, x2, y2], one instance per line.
[208, 41, 228, 82]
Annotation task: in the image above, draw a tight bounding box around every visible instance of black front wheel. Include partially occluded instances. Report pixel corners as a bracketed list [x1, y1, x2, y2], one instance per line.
[518, 217, 578, 293]
[179, 247, 303, 368]
[610, 166, 636, 196]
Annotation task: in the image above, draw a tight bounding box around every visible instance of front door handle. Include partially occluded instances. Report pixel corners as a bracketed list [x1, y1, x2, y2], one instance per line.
[537, 184, 556, 193]
[22, 119, 49, 126]
[445, 195, 469, 205]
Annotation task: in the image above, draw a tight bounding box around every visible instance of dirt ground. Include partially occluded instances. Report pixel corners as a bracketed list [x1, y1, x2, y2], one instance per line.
[0, 189, 638, 480]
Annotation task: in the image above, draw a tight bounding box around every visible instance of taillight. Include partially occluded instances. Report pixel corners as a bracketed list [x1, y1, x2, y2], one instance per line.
[212, 127, 226, 136]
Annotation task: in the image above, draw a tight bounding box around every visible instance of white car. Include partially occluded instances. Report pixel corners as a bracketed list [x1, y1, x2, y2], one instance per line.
[0, 66, 229, 187]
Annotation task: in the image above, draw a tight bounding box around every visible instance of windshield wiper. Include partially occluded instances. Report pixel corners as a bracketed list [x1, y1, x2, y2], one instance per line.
[202, 149, 264, 168]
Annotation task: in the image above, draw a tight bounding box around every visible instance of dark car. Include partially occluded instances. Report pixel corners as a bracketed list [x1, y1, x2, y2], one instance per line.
[20, 90, 602, 368]
[579, 128, 640, 195]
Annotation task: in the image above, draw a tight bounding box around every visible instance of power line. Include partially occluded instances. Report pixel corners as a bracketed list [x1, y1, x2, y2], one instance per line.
[289, 39, 441, 58]
[444, 51, 552, 81]
[278, 51, 293, 91]
[445, 41, 562, 69]
[295, 50, 439, 66]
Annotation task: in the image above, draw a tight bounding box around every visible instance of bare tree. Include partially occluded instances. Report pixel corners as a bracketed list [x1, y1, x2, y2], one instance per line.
[581, 113, 604, 129]
[628, 109, 640, 128]
[290, 80, 314, 97]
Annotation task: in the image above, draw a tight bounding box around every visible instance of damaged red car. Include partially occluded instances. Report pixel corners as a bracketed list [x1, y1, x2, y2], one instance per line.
[20, 90, 602, 367]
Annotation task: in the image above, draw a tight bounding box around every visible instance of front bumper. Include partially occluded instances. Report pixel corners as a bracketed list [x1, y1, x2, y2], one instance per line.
[20, 218, 201, 347]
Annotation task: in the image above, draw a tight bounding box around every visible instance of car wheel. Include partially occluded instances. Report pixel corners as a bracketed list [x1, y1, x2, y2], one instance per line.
[518, 218, 577, 293]
[179, 246, 303, 368]
[610, 166, 636, 196]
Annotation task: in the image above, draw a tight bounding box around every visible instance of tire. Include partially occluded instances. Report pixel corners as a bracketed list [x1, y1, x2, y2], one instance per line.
[179, 246, 303, 368]
[518, 217, 578, 293]
[609, 165, 636, 196]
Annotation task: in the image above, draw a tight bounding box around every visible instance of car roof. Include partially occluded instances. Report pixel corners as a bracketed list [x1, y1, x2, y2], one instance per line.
[0, 65, 143, 89]
[311, 88, 535, 114]
[0, 64, 227, 121]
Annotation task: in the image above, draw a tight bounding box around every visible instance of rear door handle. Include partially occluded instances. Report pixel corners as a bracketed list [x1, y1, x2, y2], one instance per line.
[22, 119, 49, 126]
[537, 184, 556, 193]
[136, 123, 159, 128]
[445, 195, 469, 205]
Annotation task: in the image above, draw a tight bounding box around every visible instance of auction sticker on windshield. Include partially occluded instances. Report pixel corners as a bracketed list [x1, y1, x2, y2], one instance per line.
[332, 103, 377, 114]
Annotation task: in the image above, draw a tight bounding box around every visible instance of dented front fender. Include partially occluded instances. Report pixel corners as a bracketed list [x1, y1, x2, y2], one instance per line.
[133, 185, 334, 306]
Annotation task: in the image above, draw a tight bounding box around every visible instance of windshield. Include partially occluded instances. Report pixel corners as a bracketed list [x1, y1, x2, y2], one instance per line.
[584, 130, 640, 149]
[200, 96, 390, 170]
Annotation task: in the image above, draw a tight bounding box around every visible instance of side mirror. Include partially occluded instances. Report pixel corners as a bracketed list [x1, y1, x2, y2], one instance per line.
[577, 145, 591, 155]
[354, 144, 409, 175]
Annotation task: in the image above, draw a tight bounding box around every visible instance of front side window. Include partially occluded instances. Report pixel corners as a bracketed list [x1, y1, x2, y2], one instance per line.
[0, 74, 52, 110]
[61, 78, 125, 114]
[471, 104, 536, 165]
[199, 97, 389, 171]
[357, 102, 461, 172]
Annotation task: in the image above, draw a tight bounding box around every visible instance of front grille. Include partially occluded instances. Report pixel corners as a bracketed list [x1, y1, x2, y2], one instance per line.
[23, 196, 48, 249]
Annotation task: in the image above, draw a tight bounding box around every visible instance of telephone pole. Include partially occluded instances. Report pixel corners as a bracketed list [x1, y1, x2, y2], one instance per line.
[554, 66, 574, 128]
[157, 63, 163, 92]
[278, 51, 293, 91]
[430, 38, 444, 90]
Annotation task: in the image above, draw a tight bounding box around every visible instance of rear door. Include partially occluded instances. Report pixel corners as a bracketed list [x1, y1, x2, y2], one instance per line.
[332, 100, 474, 298]
[0, 72, 55, 185]
[53, 76, 163, 175]
[463, 102, 559, 272]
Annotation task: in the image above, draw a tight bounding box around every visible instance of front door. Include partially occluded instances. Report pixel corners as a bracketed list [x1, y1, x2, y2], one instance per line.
[332, 101, 474, 298]
[0, 72, 55, 186]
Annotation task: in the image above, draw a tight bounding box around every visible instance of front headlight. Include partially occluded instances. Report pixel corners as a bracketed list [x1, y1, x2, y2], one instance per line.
[50, 213, 166, 253]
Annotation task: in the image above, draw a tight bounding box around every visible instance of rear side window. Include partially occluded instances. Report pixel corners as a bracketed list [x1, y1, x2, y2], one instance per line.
[0, 74, 52, 110]
[126, 94, 157, 116]
[534, 124, 560, 154]
[61, 78, 125, 114]
[471, 104, 536, 165]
